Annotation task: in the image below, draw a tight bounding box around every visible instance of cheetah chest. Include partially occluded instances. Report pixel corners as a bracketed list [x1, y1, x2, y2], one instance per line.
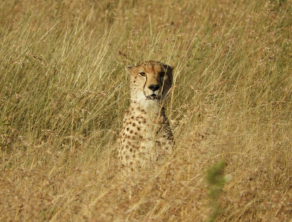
[118, 106, 174, 170]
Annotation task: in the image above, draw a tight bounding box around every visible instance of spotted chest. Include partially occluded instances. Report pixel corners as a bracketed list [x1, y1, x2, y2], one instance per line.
[118, 105, 174, 172]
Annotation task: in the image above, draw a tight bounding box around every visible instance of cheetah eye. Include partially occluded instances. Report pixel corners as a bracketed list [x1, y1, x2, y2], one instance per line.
[139, 72, 146, 77]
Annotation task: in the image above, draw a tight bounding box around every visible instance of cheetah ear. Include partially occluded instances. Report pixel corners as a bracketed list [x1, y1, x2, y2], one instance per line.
[125, 65, 134, 73]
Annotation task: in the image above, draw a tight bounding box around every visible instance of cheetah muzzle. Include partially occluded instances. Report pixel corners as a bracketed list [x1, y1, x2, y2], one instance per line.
[146, 94, 160, 100]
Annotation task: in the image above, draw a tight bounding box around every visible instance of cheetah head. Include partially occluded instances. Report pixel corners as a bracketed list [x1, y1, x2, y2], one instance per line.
[126, 61, 173, 103]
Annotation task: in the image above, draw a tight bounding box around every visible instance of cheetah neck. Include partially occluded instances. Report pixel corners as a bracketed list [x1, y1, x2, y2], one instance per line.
[130, 99, 165, 119]
[129, 100, 168, 143]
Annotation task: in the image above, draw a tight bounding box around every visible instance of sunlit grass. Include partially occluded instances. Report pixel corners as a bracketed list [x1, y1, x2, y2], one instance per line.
[1, 0, 292, 221]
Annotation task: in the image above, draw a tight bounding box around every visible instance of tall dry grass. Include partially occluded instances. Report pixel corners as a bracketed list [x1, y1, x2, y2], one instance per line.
[1, 0, 292, 221]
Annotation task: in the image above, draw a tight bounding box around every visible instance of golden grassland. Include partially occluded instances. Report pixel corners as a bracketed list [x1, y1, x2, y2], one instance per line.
[1, 0, 292, 221]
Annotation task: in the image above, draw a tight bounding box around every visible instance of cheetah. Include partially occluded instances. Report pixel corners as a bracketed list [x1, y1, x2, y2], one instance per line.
[117, 61, 175, 176]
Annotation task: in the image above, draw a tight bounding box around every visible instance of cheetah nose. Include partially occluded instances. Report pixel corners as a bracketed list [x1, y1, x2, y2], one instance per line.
[149, 84, 160, 92]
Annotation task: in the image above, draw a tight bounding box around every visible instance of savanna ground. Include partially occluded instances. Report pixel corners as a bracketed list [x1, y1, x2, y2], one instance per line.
[1, 0, 292, 221]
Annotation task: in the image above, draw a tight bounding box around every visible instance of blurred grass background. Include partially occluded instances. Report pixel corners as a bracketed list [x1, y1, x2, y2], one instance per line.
[1, 0, 292, 221]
